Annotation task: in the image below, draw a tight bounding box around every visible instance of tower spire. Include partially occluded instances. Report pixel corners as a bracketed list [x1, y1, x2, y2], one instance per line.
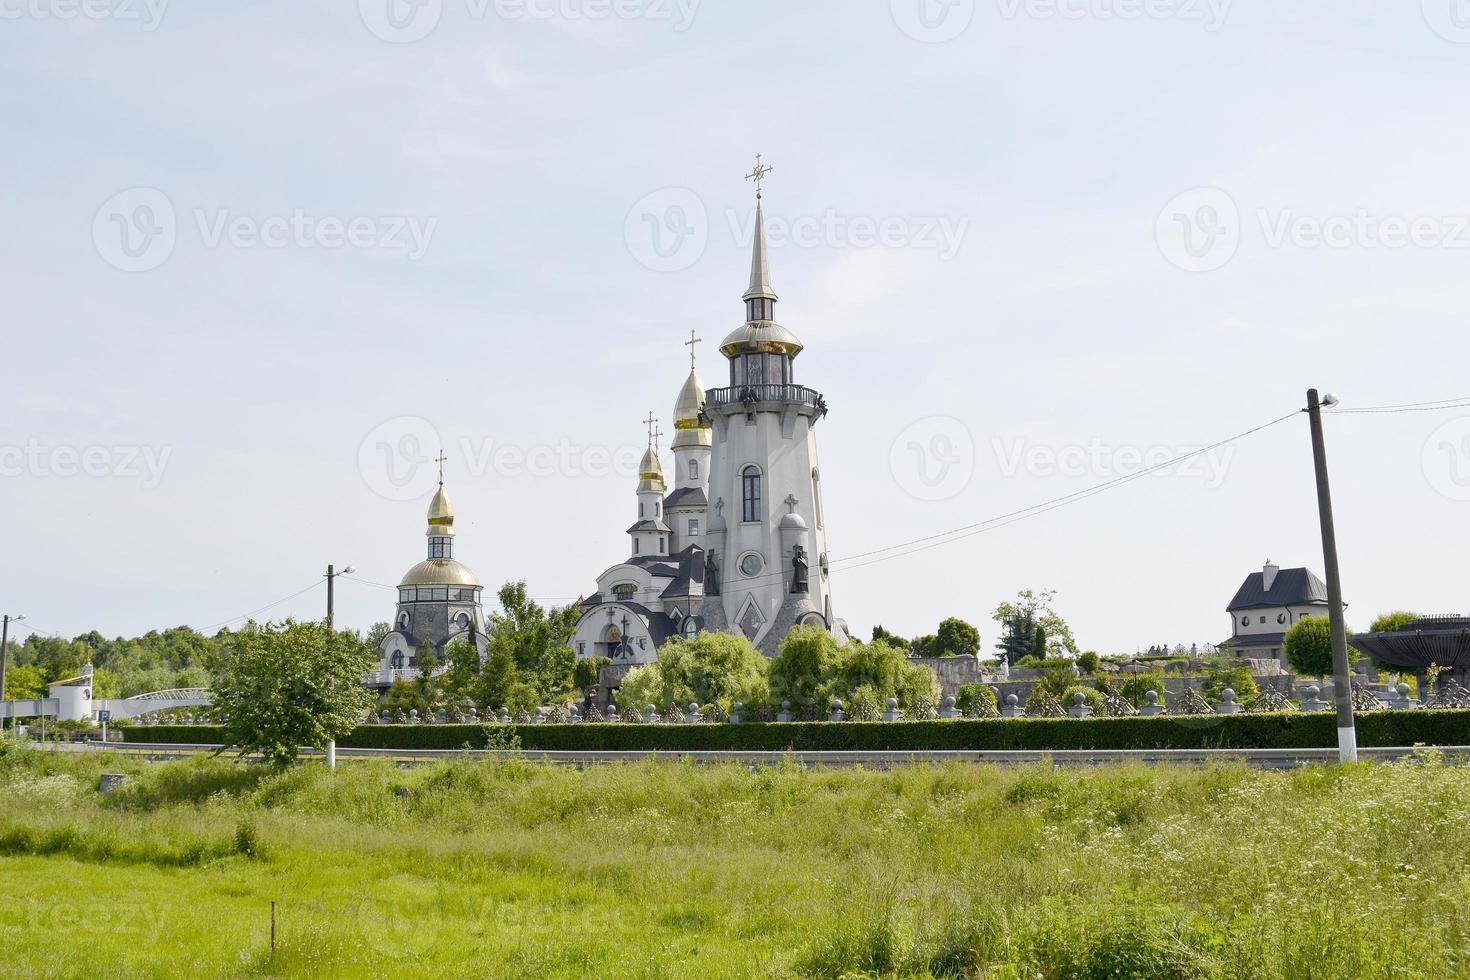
[742, 154, 778, 315]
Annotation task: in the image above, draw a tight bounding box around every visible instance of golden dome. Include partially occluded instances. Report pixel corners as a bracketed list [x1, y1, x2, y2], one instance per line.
[673, 369, 707, 429]
[427, 484, 454, 530]
[398, 559, 481, 589]
[720, 320, 803, 357]
[639, 446, 665, 481]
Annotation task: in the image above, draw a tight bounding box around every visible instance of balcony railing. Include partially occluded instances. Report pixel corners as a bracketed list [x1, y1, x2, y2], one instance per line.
[704, 385, 827, 415]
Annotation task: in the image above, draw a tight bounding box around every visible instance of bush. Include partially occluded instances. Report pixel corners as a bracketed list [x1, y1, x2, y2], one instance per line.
[1061, 686, 1106, 716]
[954, 683, 997, 714]
[1119, 671, 1168, 706]
[1077, 651, 1101, 674]
[614, 633, 769, 717]
[572, 657, 611, 691]
[833, 638, 938, 710]
[122, 709, 1470, 751]
[1284, 616, 1357, 678]
[1201, 665, 1259, 703]
[770, 625, 842, 707]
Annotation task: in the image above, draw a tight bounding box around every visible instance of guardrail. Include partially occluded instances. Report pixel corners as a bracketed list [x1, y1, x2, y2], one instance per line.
[0, 698, 59, 719]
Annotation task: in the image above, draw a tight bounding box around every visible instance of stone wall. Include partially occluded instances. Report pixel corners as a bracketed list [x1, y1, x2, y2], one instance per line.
[908, 655, 985, 698]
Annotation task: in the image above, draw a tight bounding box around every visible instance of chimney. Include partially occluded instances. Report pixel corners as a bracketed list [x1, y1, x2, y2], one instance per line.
[1262, 560, 1279, 592]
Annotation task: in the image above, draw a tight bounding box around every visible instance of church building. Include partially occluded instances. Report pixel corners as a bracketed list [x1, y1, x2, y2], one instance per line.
[572, 166, 846, 661]
[370, 466, 489, 689]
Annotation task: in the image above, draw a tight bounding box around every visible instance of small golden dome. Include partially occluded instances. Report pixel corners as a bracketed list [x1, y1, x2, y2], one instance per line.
[673, 369, 708, 429]
[639, 446, 665, 482]
[427, 484, 454, 529]
[720, 320, 803, 357]
[398, 559, 482, 589]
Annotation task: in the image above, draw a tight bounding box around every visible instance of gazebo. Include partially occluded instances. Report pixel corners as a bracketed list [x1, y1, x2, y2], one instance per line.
[1351, 615, 1470, 693]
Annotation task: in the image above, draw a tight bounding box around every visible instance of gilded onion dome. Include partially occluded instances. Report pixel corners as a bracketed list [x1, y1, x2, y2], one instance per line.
[638, 444, 666, 492]
[673, 369, 706, 428]
[426, 483, 454, 534]
[721, 200, 803, 357]
[398, 474, 481, 588]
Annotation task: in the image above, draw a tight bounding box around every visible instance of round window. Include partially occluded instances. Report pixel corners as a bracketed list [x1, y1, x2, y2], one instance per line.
[739, 552, 764, 577]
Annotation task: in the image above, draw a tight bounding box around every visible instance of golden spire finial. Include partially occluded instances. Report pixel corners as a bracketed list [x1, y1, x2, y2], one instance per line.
[684, 329, 702, 370]
[745, 153, 773, 201]
[435, 450, 448, 486]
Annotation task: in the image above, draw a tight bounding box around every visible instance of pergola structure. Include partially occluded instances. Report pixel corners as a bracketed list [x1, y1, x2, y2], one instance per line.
[1351, 616, 1470, 692]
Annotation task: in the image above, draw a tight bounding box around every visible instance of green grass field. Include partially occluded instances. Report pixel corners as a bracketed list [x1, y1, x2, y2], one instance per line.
[2, 744, 1467, 978]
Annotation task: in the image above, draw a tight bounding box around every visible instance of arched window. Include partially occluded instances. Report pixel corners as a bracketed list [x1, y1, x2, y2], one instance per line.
[689, 459, 699, 480]
[742, 466, 762, 522]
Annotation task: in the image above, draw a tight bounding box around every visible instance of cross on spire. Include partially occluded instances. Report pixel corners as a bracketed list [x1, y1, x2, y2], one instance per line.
[644, 412, 663, 453]
[684, 329, 702, 370]
[745, 153, 773, 200]
[435, 450, 448, 485]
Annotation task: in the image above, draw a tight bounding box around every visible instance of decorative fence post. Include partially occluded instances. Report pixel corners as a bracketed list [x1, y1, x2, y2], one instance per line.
[777, 700, 794, 723]
[1000, 694, 1025, 718]
[730, 702, 743, 724]
[938, 695, 961, 719]
[1138, 691, 1164, 717]
[1300, 686, 1330, 712]
[1067, 692, 1094, 718]
[1215, 689, 1242, 714]
[828, 699, 845, 722]
[883, 698, 904, 723]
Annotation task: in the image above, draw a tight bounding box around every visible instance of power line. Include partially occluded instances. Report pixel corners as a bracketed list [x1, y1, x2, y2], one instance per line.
[200, 580, 324, 634]
[1327, 394, 1470, 415]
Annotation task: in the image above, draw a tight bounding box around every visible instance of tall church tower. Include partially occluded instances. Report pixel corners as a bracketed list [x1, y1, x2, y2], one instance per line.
[667, 331, 712, 554]
[628, 415, 672, 560]
[700, 159, 836, 655]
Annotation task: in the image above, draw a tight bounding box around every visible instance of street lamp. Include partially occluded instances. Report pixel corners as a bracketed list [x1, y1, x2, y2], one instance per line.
[1, 613, 27, 704]
[1305, 388, 1357, 763]
[322, 567, 354, 773]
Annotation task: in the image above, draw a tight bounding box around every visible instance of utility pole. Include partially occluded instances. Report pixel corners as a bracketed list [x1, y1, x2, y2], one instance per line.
[1, 613, 26, 734]
[323, 565, 354, 772]
[1305, 389, 1357, 763]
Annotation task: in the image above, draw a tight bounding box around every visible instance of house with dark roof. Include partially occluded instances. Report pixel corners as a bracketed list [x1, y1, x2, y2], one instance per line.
[1223, 560, 1331, 663]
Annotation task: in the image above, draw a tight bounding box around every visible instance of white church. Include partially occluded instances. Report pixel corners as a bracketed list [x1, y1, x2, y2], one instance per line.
[571, 174, 848, 663]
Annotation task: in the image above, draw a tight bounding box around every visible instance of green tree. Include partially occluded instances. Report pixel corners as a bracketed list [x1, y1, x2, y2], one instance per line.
[616, 632, 770, 716]
[488, 582, 580, 702]
[3, 664, 45, 699]
[573, 656, 612, 692]
[1201, 664, 1258, 702]
[1077, 651, 1101, 674]
[210, 620, 376, 767]
[1366, 610, 1419, 673]
[954, 683, 997, 714]
[871, 625, 908, 647]
[1283, 616, 1356, 678]
[993, 589, 1078, 658]
[771, 624, 843, 706]
[831, 637, 938, 710]
[932, 617, 981, 658]
[909, 634, 937, 658]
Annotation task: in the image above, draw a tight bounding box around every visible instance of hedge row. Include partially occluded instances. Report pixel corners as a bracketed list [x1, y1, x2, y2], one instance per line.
[123, 709, 1470, 752]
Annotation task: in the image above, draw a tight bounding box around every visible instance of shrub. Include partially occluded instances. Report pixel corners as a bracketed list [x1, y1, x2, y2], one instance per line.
[1201, 665, 1259, 703]
[954, 683, 997, 714]
[833, 638, 938, 710]
[1077, 651, 1101, 674]
[572, 657, 611, 691]
[614, 633, 769, 717]
[1119, 671, 1167, 706]
[770, 625, 842, 707]
[1061, 686, 1106, 716]
[1284, 616, 1358, 678]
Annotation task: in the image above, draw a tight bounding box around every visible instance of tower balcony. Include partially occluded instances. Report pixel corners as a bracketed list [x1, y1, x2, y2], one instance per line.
[704, 384, 828, 417]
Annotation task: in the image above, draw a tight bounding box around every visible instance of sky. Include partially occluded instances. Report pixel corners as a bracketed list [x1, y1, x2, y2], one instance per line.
[3, 0, 1470, 654]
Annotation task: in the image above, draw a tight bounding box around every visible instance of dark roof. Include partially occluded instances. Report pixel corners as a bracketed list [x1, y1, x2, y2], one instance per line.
[574, 598, 675, 646]
[1224, 632, 1286, 649]
[625, 519, 672, 534]
[665, 486, 707, 509]
[1227, 567, 1328, 611]
[627, 557, 678, 576]
[660, 546, 706, 598]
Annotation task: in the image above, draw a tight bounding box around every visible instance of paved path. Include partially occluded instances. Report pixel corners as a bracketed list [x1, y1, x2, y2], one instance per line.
[32, 740, 1470, 769]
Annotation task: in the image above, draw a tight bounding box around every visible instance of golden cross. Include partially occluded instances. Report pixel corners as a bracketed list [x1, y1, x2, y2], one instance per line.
[684, 329, 702, 369]
[643, 411, 657, 448]
[745, 153, 773, 199]
[435, 450, 448, 485]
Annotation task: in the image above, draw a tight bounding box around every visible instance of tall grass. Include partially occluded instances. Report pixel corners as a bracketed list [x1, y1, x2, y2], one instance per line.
[0, 742, 1467, 978]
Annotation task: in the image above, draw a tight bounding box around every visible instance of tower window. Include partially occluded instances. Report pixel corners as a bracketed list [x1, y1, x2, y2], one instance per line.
[659, 538, 666, 554]
[689, 459, 699, 480]
[742, 466, 762, 522]
[634, 539, 640, 554]
[688, 519, 700, 537]
[429, 536, 452, 559]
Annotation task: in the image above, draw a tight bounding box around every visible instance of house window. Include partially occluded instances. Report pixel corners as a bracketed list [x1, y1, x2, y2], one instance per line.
[689, 459, 699, 480]
[577, 642, 585, 657]
[613, 583, 636, 600]
[688, 519, 700, 537]
[742, 466, 761, 522]
[1259, 616, 1266, 624]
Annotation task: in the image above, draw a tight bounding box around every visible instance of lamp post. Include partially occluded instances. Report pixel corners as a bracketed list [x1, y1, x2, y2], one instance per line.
[323, 565, 354, 771]
[1, 613, 27, 735]
[1305, 389, 1357, 763]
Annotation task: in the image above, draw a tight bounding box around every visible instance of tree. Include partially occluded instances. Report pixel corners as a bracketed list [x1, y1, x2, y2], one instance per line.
[909, 634, 937, 658]
[487, 582, 580, 703]
[573, 656, 612, 692]
[831, 637, 938, 710]
[3, 664, 45, 700]
[932, 617, 981, 658]
[1077, 651, 1101, 674]
[993, 589, 1078, 658]
[954, 683, 997, 714]
[871, 625, 908, 647]
[771, 624, 843, 706]
[1365, 611, 1418, 673]
[616, 632, 770, 716]
[1283, 616, 1356, 678]
[210, 620, 376, 767]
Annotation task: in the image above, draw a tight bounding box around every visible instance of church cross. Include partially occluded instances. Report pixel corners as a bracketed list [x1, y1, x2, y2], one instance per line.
[435, 450, 448, 485]
[745, 153, 773, 200]
[643, 411, 657, 448]
[684, 329, 702, 369]
[784, 493, 799, 514]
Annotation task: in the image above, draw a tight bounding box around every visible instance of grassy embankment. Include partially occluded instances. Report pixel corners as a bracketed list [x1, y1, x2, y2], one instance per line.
[1, 743, 1467, 978]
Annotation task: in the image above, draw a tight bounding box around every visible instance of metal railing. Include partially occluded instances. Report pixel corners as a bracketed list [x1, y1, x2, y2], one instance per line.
[704, 385, 827, 413]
